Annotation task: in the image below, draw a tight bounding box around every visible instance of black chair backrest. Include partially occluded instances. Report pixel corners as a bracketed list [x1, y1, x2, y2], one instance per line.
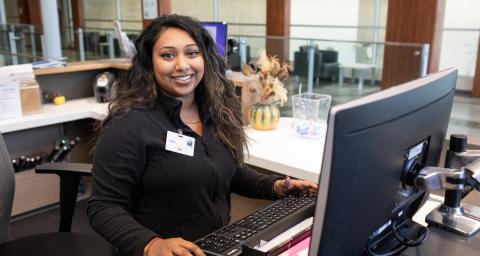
[293, 51, 322, 76]
[0, 134, 115, 256]
[299, 44, 319, 53]
[0, 133, 15, 243]
[318, 50, 338, 63]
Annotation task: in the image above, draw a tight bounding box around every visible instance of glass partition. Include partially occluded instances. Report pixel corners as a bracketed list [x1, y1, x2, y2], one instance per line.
[0, 24, 43, 65]
[0, 24, 9, 52]
[79, 27, 114, 60]
[0, 52, 43, 66]
[63, 27, 141, 62]
[228, 34, 428, 117]
[0, 21, 428, 120]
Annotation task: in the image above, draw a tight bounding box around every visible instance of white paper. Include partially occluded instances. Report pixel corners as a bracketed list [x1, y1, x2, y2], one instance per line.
[0, 79, 22, 119]
[0, 63, 34, 82]
[143, 0, 158, 19]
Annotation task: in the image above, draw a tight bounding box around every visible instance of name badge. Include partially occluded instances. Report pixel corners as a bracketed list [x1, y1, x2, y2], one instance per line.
[165, 131, 195, 157]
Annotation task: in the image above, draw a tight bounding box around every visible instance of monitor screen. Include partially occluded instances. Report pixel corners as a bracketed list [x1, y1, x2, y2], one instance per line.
[308, 68, 458, 255]
[201, 21, 228, 58]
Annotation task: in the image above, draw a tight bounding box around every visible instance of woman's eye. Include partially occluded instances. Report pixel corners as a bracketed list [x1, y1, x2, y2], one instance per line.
[186, 51, 199, 57]
[160, 53, 175, 59]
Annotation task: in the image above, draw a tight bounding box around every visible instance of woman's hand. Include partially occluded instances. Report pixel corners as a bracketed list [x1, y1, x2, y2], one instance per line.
[273, 176, 318, 197]
[145, 237, 206, 256]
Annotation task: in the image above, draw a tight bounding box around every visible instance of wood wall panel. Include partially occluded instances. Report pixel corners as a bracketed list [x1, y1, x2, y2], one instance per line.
[71, 0, 85, 50]
[382, 0, 446, 89]
[71, 0, 85, 29]
[17, 0, 43, 33]
[142, 0, 171, 28]
[17, 0, 30, 24]
[12, 170, 59, 216]
[27, 0, 43, 33]
[473, 38, 480, 97]
[266, 0, 290, 63]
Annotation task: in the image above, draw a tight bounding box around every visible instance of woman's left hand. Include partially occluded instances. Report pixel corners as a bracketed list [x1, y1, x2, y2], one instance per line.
[273, 176, 318, 197]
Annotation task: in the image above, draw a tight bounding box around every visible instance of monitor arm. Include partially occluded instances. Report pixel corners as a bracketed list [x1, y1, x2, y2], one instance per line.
[464, 159, 480, 190]
[414, 159, 480, 192]
[445, 139, 480, 170]
[413, 135, 480, 237]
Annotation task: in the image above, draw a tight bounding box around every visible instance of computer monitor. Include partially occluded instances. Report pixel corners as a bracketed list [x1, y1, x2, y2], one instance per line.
[308, 68, 458, 255]
[201, 21, 228, 58]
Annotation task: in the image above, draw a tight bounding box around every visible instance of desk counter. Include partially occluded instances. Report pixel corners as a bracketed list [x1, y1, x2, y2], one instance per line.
[408, 194, 480, 255]
[33, 59, 131, 76]
[0, 99, 323, 182]
[0, 98, 107, 133]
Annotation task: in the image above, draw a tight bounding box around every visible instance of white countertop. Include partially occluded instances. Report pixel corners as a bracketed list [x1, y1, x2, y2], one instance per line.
[245, 118, 324, 182]
[0, 98, 324, 181]
[0, 98, 108, 133]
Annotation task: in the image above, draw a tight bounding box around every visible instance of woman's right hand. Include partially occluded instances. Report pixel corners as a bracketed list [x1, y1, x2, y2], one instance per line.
[146, 237, 206, 256]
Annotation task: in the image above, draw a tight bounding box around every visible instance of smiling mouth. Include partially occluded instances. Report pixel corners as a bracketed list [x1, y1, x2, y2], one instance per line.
[172, 74, 194, 81]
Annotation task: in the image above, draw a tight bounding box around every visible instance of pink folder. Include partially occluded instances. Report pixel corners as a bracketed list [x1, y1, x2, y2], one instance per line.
[278, 236, 311, 256]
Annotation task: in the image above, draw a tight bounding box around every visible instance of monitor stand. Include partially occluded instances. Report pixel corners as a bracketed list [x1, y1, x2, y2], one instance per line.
[426, 200, 480, 237]
[426, 134, 480, 237]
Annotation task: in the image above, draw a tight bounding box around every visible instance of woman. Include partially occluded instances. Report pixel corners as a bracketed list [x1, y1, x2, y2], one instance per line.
[87, 14, 318, 256]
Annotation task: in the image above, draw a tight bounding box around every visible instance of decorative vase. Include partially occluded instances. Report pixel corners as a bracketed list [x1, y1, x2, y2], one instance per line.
[249, 103, 280, 130]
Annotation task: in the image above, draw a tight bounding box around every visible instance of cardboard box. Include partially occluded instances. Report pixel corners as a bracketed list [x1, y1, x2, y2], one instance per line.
[20, 80, 42, 114]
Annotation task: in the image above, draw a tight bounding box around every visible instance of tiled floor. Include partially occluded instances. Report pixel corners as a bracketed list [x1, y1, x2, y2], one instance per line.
[448, 92, 480, 146]
[8, 76, 480, 242]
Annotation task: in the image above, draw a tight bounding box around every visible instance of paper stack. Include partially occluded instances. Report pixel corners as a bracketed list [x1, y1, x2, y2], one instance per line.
[0, 64, 42, 119]
[32, 59, 66, 70]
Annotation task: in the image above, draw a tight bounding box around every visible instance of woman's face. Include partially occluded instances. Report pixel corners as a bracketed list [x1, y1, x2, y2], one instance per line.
[152, 27, 205, 100]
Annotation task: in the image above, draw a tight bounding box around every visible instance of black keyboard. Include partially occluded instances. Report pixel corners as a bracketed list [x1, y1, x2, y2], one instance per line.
[195, 193, 316, 256]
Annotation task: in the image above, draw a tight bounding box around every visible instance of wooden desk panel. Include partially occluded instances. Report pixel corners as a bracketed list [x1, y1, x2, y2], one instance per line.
[33, 59, 130, 76]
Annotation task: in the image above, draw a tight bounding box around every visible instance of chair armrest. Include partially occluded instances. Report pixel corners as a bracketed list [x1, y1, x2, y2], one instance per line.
[35, 162, 92, 176]
[35, 162, 92, 232]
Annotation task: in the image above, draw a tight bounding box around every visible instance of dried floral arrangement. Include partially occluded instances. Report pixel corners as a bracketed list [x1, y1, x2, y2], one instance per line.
[241, 49, 289, 106]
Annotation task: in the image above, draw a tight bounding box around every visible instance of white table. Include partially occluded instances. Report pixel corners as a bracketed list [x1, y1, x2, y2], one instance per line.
[0, 99, 325, 182]
[338, 63, 376, 89]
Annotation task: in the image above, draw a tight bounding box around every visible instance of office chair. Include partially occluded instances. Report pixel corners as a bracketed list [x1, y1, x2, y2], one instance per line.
[317, 50, 340, 81]
[0, 133, 114, 256]
[85, 31, 101, 55]
[293, 46, 340, 81]
[293, 50, 321, 77]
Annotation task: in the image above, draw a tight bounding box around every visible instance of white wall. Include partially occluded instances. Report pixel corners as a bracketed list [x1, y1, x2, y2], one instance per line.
[171, 0, 214, 21]
[439, 0, 480, 91]
[84, 0, 142, 31]
[4, 0, 18, 23]
[218, 0, 265, 36]
[172, 0, 266, 58]
[171, 0, 266, 36]
[290, 0, 360, 64]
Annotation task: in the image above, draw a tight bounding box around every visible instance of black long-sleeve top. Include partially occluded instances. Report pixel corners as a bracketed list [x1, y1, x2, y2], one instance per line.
[87, 90, 280, 256]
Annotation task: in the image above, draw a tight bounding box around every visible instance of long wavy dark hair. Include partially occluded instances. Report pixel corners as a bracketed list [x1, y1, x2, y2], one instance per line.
[93, 14, 247, 164]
